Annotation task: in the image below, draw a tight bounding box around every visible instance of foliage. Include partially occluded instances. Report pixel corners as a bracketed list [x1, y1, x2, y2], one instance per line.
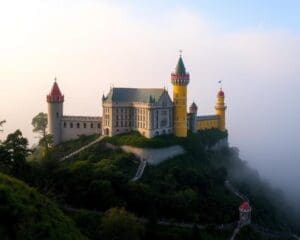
[50, 134, 99, 160]
[0, 173, 86, 240]
[105, 129, 227, 150]
[1, 127, 298, 239]
[104, 131, 183, 148]
[99, 207, 145, 240]
[0, 130, 30, 178]
[0, 120, 6, 133]
[32, 112, 48, 138]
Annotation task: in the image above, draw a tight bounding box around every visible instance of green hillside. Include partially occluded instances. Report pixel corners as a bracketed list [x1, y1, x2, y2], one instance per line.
[1, 129, 299, 239]
[0, 173, 86, 240]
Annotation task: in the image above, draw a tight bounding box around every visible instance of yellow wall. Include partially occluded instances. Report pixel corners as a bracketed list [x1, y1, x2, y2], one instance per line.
[197, 119, 219, 131]
[215, 96, 226, 131]
[173, 85, 187, 137]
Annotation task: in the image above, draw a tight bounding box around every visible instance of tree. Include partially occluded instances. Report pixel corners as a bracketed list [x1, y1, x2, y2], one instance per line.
[99, 208, 144, 240]
[32, 112, 47, 139]
[3, 130, 30, 177]
[0, 120, 6, 132]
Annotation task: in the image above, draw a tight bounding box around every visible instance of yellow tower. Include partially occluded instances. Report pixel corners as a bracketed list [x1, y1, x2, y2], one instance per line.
[215, 88, 227, 132]
[171, 55, 190, 137]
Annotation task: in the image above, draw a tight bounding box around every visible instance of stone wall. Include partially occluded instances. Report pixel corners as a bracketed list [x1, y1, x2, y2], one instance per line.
[61, 116, 101, 142]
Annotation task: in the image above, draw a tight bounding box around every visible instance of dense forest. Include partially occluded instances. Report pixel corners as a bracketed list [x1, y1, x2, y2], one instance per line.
[0, 118, 299, 239]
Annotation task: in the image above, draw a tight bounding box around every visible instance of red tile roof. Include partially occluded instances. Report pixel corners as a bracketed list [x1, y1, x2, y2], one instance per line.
[239, 202, 251, 211]
[47, 81, 64, 102]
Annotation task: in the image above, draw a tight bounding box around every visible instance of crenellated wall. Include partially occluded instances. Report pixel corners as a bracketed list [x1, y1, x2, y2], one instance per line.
[60, 116, 101, 142]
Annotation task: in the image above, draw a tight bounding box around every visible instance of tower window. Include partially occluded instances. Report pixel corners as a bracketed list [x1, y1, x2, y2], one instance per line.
[63, 122, 66, 128]
[77, 123, 80, 128]
[70, 123, 73, 128]
[56, 112, 59, 118]
[91, 123, 94, 128]
[83, 123, 86, 128]
[98, 123, 100, 128]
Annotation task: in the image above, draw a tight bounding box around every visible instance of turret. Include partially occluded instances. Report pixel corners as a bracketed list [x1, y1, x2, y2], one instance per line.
[215, 88, 226, 132]
[47, 79, 64, 145]
[171, 54, 190, 137]
[188, 102, 198, 133]
[189, 102, 198, 114]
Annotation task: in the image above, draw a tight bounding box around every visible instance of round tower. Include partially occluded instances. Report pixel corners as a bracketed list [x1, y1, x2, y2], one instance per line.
[214, 88, 227, 132]
[189, 102, 198, 133]
[171, 54, 190, 137]
[47, 79, 64, 145]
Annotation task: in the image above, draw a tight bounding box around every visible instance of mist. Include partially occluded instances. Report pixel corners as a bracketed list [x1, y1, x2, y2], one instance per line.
[0, 1, 299, 210]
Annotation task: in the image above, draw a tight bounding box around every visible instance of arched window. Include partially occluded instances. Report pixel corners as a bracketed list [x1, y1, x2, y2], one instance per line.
[83, 123, 87, 128]
[91, 123, 94, 128]
[70, 123, 73, 128]
[77, 123, 80, 128]
[63, 122, 66, 128]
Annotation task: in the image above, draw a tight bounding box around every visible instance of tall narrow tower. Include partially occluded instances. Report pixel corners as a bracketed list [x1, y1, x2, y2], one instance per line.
[47, 79, 64, 145]
[171, 54, 190, 137]
[215, 88, 227, 132]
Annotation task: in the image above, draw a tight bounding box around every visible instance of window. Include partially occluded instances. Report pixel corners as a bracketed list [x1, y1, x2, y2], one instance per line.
[56, 112, 59, 118]
[98, 123, 100, 128]
[83, 123, 86, 128]
[77, 123, 80, 128]
[70, 123, 73, 128]
[91, 123, 94, 128]
[64, 122, 66, 128]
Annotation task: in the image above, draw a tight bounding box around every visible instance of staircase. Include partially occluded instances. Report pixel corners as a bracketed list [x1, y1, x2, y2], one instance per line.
[131, 158, 147, 181]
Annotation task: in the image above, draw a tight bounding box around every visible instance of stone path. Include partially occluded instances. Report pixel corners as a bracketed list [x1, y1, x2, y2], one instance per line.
[60, 135, 105, 161]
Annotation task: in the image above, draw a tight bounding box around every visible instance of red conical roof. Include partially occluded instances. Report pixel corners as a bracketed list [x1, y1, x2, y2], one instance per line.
[217, 88, 225, 97]
[239, 202, 251, 211]
[47, 80, 64, 103]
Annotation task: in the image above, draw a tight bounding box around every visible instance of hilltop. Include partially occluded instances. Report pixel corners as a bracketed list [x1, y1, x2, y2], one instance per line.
[1, 129, 299, 239]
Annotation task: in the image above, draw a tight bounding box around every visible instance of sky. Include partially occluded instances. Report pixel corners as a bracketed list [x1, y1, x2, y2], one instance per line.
[0, 0, 300, 206]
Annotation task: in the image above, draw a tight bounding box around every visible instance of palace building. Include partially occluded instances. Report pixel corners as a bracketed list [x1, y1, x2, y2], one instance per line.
[47, 55, 227, 145]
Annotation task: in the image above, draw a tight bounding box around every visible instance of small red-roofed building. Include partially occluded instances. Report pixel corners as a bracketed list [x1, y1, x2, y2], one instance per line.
[239, 201, 251, 226]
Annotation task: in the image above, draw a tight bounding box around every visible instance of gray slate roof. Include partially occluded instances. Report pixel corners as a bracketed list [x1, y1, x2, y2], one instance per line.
[103, 88, 167, 104]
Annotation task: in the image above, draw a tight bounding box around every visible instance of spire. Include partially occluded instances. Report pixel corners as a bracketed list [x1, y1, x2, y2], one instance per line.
[189, 102, 198, 114]
[175, 55, 186, 75]
[47, 79, 64, 103]
[171, 53, 190, 86]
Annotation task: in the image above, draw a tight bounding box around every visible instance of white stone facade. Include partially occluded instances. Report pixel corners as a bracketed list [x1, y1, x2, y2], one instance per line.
[102, 89, 173, 138]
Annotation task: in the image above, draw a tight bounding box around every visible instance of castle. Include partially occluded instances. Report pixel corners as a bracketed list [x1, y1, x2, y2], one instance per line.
[47, 55, 226, 145]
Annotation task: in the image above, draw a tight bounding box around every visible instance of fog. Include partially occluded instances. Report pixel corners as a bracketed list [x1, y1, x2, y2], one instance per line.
[0, 1, 299, 209]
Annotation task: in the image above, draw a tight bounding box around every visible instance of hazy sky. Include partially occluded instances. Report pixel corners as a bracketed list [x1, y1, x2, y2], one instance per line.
[0, 0, 300, 205]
